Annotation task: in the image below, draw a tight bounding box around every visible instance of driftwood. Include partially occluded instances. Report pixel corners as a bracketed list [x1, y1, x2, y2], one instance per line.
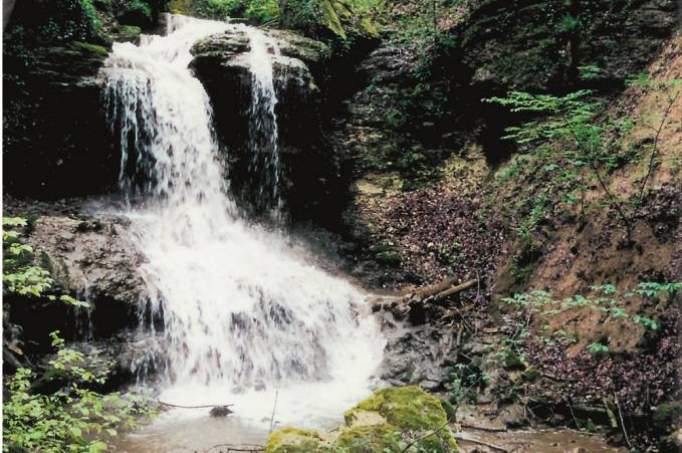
[402, 278, 478, 303]
[158, 401, 234, 417]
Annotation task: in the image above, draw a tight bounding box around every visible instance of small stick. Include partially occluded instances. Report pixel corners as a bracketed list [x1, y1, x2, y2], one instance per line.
[269, 389, 279, 433]
[460, 423, 507, 433]
[158, 401, 234, 409]
[453, 434, 510, 452]
[203, 444, 264, 453]
[614, 393, 632, 450]
[638, 91, 680, 201]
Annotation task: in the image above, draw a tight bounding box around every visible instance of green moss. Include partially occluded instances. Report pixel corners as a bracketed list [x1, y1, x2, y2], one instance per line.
[266, 387, 458, 453]
[265, 427, 327, 453]
[335, 424, 401, 452]
[114, 25, 142, 42]
[347, 386, 448, 431]
[69, 41, 109, 57]
[169, 0, 192, 13]
[440, 399, 456, 422]
[653, 402, 682, 426]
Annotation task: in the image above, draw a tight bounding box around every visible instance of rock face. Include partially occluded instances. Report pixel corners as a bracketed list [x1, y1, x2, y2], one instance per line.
[266, 386, 458, 453]
[3, 42, 118, 198]
[27, 214, 147, 320]
[5, 201, 148, 346]
[2, 0, 167, 199]
[190, 29, 341, 221]
[374, 297, 462, 392]
[452, 0, 679, 92]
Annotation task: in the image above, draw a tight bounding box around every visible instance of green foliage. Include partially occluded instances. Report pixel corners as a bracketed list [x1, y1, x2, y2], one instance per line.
[315, 0, 381, 38]
[181, 0, 381, 37]
[587, 342, 609, 355]
[115, 0, 154, 26]
[450, 362, 490, 416]
[12, 0, 104, 44]
[189, 0, 278, 22]
[485, 90, 597, 146]
[3, 333, 156, 453]
[485, 87, 676, 242]
[3, 217, 89, 307]
[3, 217, 53, 298]
[503, 281, 679, 353]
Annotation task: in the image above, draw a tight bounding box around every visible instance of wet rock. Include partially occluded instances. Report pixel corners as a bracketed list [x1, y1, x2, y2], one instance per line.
[190, 28, 339, 221]
[209, 406, 234, 417]
[7, 210, 148, 345]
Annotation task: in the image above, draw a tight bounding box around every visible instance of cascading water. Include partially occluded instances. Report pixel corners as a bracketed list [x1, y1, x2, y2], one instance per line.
[101, 14, 384, 438]
[245, 28, 283, 215]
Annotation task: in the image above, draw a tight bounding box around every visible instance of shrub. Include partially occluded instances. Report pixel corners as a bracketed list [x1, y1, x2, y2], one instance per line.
[3, 333, 156, 453]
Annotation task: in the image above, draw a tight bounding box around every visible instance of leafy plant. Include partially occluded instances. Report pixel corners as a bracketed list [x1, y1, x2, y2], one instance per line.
[3, 217, 89, 307]
[3, 332, 156, 453]
[3, 217, 54, 298]
[503, 282, 679, 354]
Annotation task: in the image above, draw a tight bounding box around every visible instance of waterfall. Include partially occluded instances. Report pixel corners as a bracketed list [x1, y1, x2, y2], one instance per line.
[102, 15, 383, 428]
[245, 27, 283, 216]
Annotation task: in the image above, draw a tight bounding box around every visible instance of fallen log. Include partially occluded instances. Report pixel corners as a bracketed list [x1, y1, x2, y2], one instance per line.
[402, 276, 460, 301]
[433, 279, 478, 301]
[402, 277, 478, 303]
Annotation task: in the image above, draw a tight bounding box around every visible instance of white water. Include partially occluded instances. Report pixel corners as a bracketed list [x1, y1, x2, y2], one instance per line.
[102, 14, 384, 432]
[245, 27, 283, 215]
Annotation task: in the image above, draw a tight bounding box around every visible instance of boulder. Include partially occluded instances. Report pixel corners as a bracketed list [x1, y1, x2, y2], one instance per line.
[266, 386, 458, 453]
[5, 205, 148, 345]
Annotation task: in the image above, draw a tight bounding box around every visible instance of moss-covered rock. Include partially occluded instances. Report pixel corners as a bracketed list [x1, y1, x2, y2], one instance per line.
[335, 424, 401, 452]
[111, 24, 143, 43]
[346, 386, 457, 452]
[266, 387, 458, 453]
[346, 386, 448, 431]
[265, 427, 328, 453]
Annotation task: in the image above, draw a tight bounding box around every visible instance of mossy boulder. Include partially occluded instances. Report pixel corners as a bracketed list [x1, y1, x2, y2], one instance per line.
[266, 386, 458, 453]
[265, 428, 328, 453]
[335, 424, 401, 452]
[346, 386, 448, 431]
[345, 386, 457, 452]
